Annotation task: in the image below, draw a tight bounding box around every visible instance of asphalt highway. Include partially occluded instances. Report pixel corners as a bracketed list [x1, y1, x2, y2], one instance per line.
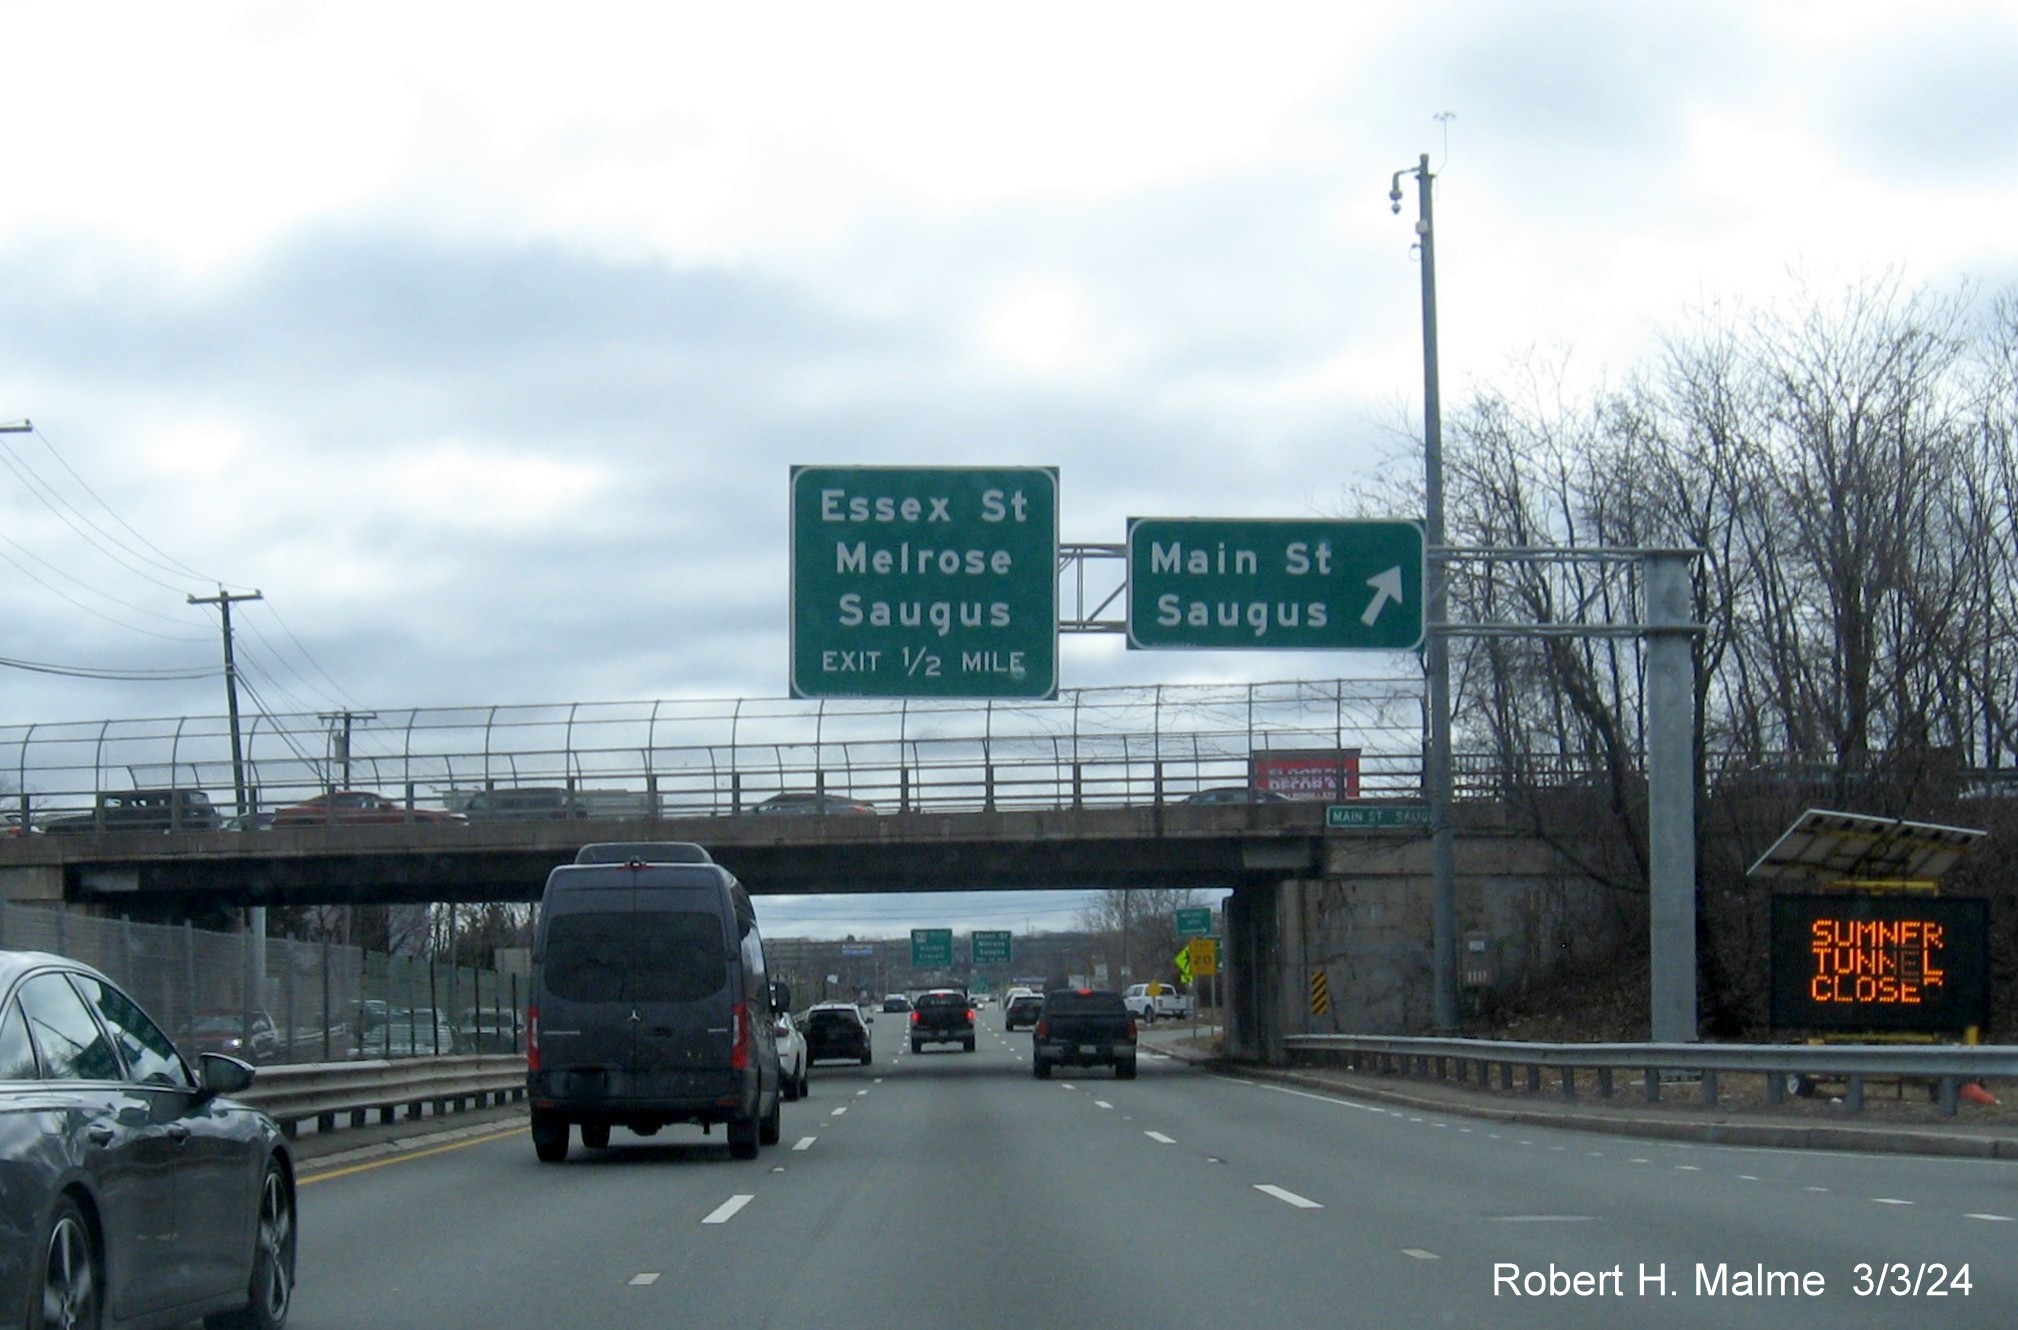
[280, 1017, 2018, 1329]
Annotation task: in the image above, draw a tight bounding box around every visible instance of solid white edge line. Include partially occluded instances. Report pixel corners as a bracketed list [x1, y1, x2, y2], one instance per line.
[701, 1195, 755, 1225]
[1255, 1184, 1323, 1209]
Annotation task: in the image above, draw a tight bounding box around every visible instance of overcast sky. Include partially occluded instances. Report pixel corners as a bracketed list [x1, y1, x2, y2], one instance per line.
[5, 1, 2015, 936]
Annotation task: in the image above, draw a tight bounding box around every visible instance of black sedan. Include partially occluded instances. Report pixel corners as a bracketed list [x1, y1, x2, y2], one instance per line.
[0, 950, 296, 1329]
[801, 1003, 873, 1065]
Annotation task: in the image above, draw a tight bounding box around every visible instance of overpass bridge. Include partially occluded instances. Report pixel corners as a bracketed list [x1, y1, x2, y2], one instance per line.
[0, 679, 1622, 1056]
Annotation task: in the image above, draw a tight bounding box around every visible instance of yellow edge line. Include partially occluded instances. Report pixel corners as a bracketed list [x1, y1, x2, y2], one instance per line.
[300, 1125, 525, 1184]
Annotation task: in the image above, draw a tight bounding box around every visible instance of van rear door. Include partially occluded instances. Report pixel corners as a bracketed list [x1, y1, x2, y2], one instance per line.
[538, 872, 737, 1104]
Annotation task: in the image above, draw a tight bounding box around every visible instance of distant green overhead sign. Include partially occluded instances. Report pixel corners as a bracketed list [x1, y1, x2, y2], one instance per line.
[972, 930, 1012, 964]
[911, 928, 954, 968]
[791, 466, 1059, 699]
[1126, 518, 1425, 651]
[1175, 907, 1214, 937]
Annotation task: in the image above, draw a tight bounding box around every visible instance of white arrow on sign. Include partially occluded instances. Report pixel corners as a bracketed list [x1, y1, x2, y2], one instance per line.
[1360, 566, 1404, 626]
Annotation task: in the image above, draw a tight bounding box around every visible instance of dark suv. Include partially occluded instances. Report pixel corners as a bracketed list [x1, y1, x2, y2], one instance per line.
[803, 1003, 873, 1065]
[43, 788, 222, 834]
[1003, 991, 1043, 1031]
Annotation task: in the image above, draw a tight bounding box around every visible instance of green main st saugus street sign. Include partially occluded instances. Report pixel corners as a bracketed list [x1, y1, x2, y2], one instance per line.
[791, 466, 1059, 699]
[1126, 517, 1425, 651]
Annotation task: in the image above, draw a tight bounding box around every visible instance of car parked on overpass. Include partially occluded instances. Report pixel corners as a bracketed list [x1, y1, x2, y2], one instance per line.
[269, 789, 466, 828]
[0, 949, 297, 1330]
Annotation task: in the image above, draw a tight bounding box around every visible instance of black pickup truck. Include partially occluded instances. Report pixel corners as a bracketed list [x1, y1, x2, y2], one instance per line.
[1031, 988, 1137, 1079]
[908, 988, 976, 1053]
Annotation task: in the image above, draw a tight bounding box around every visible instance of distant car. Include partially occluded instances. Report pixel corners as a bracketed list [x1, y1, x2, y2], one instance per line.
[882, 993, 912, 1012]
[909, 988, 976, 1053]
[458, 1006, 523, 1054]
[225, 811, 276, 832]
[42, 787, 223, 834]
[270, 790, 466, 827]
[1003, 991, 1043, 1031]
[2, 812, 33, 837]
[358, 1008, 459, 1058]
[182, 1008, 283, 1064]
[803, 1002, 873, 1065]
[752, 791, 878, 816]
[774, 1011, 810, 1100]
[0, 950, 296, 1330]
[1184, 786, 1292, 804]
[458, 787, 587, 821]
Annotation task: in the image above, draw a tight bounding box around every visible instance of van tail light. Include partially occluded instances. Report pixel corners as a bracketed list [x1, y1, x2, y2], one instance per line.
[729, 1002, 750, 1070]
[526, 1005, 541, 1073]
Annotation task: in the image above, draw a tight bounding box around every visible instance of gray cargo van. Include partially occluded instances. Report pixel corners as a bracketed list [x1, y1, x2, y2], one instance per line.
[527, 857, 783, 1162]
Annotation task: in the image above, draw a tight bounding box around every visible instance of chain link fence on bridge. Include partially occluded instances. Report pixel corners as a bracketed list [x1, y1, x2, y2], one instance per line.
[0, 900, 525, 1067]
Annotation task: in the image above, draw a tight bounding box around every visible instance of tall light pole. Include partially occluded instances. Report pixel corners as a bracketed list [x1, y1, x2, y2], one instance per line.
[1392, 154, 1458, 1031]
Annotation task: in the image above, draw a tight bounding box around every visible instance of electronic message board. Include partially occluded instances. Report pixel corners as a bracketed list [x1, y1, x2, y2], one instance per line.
[1768, 894, 1990, 1033]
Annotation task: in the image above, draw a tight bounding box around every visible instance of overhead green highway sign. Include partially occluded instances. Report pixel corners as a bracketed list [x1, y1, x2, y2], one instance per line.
[791, 466, 1059, 699]
[1175, 907, 1213, 937]
[1126, 517, 1425, 651]
[911, 928, 954, 968]
[971, 930, 1012, 964]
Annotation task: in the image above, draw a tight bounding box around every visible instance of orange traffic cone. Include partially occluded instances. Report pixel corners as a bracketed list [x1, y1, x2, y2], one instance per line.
[1959, 1082, 2000, 1106]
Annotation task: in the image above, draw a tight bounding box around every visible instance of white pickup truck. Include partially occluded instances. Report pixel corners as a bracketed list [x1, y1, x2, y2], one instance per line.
[1122, 981, 1193, 1024]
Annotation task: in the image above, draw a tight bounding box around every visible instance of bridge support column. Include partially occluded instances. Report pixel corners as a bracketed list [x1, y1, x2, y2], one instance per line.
[0, 866, 63, 904]
[1222, 879, 1294, 1064]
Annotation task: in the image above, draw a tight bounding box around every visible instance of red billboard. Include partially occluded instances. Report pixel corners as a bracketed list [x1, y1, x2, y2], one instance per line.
[1249, 749, 1361, 801]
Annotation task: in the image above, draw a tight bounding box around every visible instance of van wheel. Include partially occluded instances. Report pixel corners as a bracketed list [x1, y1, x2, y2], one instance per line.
[579, 1122, 611, 1150]
[531, 1111, 569, 1163]
[727, 1114, 760, 1160]
[759, 1095, 782, 1146]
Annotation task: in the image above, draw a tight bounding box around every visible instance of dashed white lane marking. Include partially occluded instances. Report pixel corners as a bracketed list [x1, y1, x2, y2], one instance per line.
[856, 1089, 871, 1096]
[1145, 1131, 1177, 1144]
[1871, 1198, 1914, 1206]
[792, 1137, 816, 1151]
[1494, 1215, 1595, 1223]
[1255, 1184, 1324, 1209]
[629, 1274, 660, 1286]
[1675, 1165, 1701, 1172]
[702, 1195, 754, 1225]
[1094, 1100, 1114, 1110]
[1965, 1213, 2015, 1222]
[1805, 1186, 1829, 1193]
[1402, 1249, 1440, 1260]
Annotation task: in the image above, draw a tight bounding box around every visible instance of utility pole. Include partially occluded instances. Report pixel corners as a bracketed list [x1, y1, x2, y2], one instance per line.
[319, 710, 377, 791]
[189, 588, 264, 817]
[1392, 153, 1458, 1031]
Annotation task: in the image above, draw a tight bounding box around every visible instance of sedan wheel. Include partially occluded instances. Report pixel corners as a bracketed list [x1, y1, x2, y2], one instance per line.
[33, 1196, 98, 1330]
[203, 1158, 295, 1330]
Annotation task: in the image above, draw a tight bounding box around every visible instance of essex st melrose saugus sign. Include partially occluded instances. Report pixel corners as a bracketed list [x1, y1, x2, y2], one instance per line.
[791, 466, 1059, 699]
[1126, 517, 1425, 651]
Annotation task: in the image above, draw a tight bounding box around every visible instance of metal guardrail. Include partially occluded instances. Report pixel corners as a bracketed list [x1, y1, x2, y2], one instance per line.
[236, 1054, 525, 1140]
[1284, 1034, 2018, 1117]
